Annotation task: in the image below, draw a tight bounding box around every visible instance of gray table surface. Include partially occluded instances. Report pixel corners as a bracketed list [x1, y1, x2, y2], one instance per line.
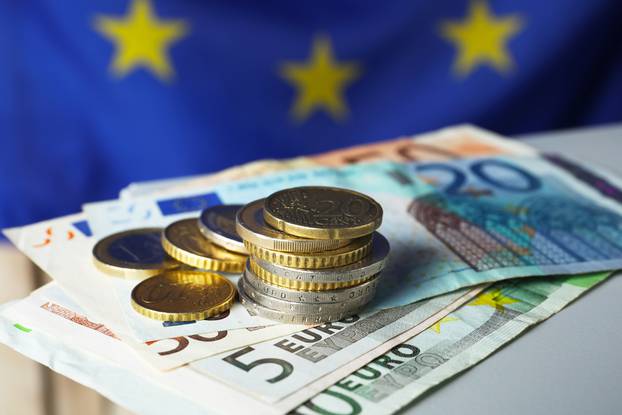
[405, 123, 622, 415]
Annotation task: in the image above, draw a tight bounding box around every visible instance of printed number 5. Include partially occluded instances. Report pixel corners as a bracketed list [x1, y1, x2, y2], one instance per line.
[223, 346, 293, 383]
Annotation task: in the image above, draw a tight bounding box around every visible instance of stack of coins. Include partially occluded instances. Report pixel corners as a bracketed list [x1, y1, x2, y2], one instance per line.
[93, 205, 249, 322]
[236, 186, 389, 324]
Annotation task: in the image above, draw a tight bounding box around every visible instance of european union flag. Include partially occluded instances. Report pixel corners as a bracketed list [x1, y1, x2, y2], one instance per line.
[1, 0, 621, 229]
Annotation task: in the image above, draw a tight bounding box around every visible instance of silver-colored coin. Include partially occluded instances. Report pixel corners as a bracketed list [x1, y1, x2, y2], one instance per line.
[198, 205, 248, 254]
[239, 277, 375, 315]
[237, 281, 363, 324]
[252, 232, 390, 284]
[243, 261, 380, 303]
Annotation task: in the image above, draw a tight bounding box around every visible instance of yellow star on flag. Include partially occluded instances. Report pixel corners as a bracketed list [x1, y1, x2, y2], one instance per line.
[468, 288, 518, 312]
[94, 0, 189, 81]
[430, 316, 459, 334]
[280, 35, 360, 122]
[439, 1, 523, 76]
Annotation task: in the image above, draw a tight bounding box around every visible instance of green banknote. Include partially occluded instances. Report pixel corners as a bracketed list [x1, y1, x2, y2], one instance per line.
[293, 272, 611, 415]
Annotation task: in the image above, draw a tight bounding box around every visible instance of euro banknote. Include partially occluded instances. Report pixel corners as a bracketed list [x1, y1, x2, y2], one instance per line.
[3, 282, 305, 370]
[3, 214, 290, 343]
[85, 154, 622, 312]
[8, 125, 529, 343]
[292, 272, 612, 414]
[189, 284, 485, 407]
[120, 124, 536, 199]
[410, 155, 622, 276]
[0, 272, 611, 415]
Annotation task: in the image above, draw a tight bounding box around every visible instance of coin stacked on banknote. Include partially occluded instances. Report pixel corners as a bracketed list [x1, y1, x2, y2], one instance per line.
[236, 186, 389, 324]
[93, 205, 249, 321]
[160, 206, 248, 273]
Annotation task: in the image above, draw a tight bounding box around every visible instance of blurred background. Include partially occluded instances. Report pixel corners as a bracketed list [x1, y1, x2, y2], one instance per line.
[0, 1, 621, 413]
[1, 0, 621, 230]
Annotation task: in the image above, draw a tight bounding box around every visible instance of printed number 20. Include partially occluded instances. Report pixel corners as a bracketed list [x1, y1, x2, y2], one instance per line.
[415, 159, 541, 194]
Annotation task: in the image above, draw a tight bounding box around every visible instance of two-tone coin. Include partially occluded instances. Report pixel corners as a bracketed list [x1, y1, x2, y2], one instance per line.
[162, 219, 247, 272]
[131, 270, 236, 322]
[93, 228, 177, 279]
[239, 277, 373, 314]
[250, 232, 389, 290]
[236, 199, 351, 253]
[244, 233, 373, 269]
[263, 186, 383, 239]
[243, 261, 380, 303]
[198, 205, 248, 254]
[237, 280, 363, 324]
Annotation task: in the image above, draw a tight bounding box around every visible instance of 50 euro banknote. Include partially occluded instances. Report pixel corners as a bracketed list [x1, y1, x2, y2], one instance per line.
[2, 282, 305, 370]
[3, 213, 291, 344]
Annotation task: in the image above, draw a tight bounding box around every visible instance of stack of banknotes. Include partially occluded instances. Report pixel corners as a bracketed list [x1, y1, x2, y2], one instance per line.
[1, 125, 621, 415]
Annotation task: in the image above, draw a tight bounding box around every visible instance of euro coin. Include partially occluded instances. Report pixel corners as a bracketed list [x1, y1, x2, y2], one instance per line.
[263, 186, 383, 239]
[162, 219, 247, 272]
[198, 204, 248, 254]
[250, 232, 389, 290]
[239, 276, 374, 314]
[236, 199, 351, 253]
[93, 228, 177, 279]
[237, 279, 363, 324]
[243, 261, 380, 303]
[131, 270, 236, 321]
[244, 233, 373, 269]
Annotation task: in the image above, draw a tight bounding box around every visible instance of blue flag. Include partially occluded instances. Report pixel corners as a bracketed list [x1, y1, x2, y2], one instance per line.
[1, 0, 621, 228]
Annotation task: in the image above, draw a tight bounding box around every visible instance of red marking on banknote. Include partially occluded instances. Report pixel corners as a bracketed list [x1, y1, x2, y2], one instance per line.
[41, 302, 119, 339]
[33, 227, 53, 247]
[309, 132, 517, 166]
[33, 227, 77, 247]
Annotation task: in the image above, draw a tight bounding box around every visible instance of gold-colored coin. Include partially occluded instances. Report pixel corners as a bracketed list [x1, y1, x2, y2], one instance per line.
[244, 234, 372, 269]
[263, 186, 383, 240]
[131, 270, 236, 321]
[249, 259, 376, 291]
[162, 219, 247, 272]
[93, 228, 178, 279]
[236, 199, 351, 253]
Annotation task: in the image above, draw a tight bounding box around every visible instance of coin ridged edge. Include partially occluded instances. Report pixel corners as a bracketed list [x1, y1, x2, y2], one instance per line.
[244, 262, 380, 302]
[236, 220, 350, 253]
[250, 232, 389, 283]
[240, 276, 375, 314]
[161, 234, 246, 273]
[237, 280, 362, 324]
[235, 200, 352, 253]
[249, 259, 377, 291]
[244, 237, 371, 269]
